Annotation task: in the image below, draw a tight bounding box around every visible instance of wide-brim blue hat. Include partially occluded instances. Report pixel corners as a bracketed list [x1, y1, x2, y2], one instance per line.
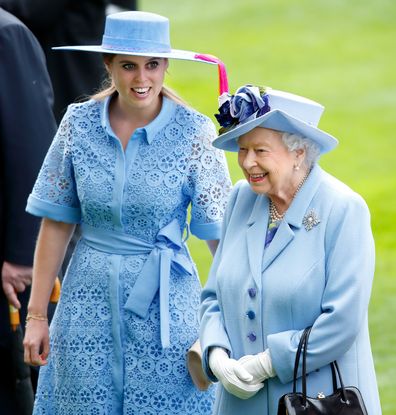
[213, 86, 338, 154]
[53, 11, 217, 64]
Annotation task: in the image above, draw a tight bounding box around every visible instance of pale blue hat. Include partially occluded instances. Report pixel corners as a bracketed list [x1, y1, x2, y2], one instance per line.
[53, 11, 216, 63]
[213, 85, 338, 153]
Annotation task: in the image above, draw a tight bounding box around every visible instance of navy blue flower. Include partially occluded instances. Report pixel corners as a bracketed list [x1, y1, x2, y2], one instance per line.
[214, 100, 236, 130]
[256, 94, 271, 117]
[230, 85, 270, 122]
[214, 85, 271, 134]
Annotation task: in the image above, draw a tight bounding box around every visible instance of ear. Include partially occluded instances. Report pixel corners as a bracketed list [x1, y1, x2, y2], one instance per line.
[293, 148, 306, 170]
[103, 55, 113, 74]
[295, 148, 305, 161]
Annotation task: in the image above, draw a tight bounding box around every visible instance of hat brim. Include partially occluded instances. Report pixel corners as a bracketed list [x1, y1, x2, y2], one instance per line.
[212, 109, 338, 154]
[52, 45, 217, 63]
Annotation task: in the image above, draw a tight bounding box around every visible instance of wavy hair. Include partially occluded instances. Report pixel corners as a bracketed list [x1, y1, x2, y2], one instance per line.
[281, 132, 321, 168]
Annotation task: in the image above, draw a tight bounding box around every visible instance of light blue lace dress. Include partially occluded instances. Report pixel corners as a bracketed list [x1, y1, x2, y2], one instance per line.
[26, 96, 232, 415]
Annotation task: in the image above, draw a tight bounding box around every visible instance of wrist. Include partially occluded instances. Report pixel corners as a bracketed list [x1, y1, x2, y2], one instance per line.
[259, 349, 276, 378]
[211, 346, 228, 355]
[27, 304, 47, 316]
[26, 312, 48, 324]
[25, 312, 48, 328]
[209, 347, 230, 380]
[209, 347, 229, 363]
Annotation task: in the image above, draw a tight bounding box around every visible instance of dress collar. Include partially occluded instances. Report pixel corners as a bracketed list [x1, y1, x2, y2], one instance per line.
[100, 95, 177, 144]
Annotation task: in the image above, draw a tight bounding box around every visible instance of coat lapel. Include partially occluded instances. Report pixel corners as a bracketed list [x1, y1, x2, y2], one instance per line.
[245, 165, 324, 274]
[246, 195, 269, 287]
[262, 221, 295, 271]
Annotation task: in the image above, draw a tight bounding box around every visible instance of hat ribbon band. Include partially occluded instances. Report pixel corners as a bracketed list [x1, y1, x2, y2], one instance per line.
[102, 35, 171, 53]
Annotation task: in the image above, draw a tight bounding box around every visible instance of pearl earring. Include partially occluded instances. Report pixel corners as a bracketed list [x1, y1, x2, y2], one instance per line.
[294, 165, 300, 171]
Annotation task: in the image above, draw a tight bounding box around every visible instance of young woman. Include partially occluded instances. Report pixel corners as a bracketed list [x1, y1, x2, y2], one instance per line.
[23, 11, 231, 414]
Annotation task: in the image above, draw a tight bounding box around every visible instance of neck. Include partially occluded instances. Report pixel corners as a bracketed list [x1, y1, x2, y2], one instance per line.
[108, 95, 163, 150]
[269, 167, 311, 221]
[112, 94, 163, 127]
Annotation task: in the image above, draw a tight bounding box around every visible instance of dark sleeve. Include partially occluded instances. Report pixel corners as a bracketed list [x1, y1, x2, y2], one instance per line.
[0, 16, 57, 265]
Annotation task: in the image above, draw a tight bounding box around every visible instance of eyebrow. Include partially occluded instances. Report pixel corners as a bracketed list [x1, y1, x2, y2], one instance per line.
[119, 57, 160, 64]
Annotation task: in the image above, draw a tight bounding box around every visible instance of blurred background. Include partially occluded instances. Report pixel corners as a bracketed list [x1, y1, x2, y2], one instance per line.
[141, 0, 395, 412]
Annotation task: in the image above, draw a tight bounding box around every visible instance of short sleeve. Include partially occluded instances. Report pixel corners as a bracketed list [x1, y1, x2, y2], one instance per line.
[187, 116, 232, 240]
[26, 107, 81, 223]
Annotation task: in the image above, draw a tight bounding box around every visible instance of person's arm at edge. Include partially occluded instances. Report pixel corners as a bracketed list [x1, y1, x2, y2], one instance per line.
[23, 218, 74, 366]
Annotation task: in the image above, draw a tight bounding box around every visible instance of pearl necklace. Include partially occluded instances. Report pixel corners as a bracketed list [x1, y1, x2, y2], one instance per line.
[269, 169, 311, 222]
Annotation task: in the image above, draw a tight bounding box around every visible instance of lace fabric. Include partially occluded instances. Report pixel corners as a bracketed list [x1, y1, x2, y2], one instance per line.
[28, 96, 232, 414]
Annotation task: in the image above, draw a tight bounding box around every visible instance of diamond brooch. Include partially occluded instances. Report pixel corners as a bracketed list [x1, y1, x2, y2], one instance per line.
[303, 209, 320, 231]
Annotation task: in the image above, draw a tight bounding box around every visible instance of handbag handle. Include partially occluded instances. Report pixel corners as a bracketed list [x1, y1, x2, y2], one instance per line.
[292, 327, 311, 394]
[293, 327, 349, 406]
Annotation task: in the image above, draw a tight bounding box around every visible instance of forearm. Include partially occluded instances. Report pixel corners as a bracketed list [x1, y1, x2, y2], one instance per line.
[28, 218, 75, 315]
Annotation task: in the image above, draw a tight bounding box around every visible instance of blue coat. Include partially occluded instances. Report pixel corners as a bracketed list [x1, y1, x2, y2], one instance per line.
[200, 164, 381, 415]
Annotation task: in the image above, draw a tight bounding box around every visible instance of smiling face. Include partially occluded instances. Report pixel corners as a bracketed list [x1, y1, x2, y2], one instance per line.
[237, 127, 304, 203]
[105, 54, 169, 115]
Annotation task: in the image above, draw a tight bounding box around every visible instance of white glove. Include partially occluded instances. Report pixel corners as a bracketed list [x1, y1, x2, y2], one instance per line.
[209, 347, 264, 399]
[238, 349, 276, 383]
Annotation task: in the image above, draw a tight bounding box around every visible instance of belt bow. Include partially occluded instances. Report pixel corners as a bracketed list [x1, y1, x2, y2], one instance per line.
[124, 219, 193, 348]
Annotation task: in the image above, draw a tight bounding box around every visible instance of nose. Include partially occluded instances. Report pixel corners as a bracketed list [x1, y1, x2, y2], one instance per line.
[134, 66, 148, 83]
[242, 150, 257, 170]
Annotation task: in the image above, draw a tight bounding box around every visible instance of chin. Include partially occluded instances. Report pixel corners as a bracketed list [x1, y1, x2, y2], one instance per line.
[249, 183, 267, 195]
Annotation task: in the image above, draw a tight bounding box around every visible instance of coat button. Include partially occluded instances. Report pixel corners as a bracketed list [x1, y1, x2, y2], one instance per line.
[248, 288, 256, 298]
[246, 310, 256, 320]
[247, 332, 257, 342]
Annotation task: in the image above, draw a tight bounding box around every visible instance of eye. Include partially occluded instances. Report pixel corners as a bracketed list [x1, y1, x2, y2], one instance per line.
[122, 63, 135, 70]
[147, 60, 160, 69]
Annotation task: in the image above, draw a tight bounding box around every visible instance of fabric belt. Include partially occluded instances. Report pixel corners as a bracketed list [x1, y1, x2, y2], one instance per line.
[81, 219, 193, 348]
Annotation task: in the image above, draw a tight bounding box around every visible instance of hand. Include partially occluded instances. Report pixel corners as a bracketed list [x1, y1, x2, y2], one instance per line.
[23, 319, 50, 366]
[1, 261, 32, 308]
[209, 347, 264, 399]
[238, 349, 276, 384]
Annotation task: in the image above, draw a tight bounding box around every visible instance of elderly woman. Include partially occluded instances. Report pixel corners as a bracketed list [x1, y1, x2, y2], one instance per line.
[200, 85, 382, 414]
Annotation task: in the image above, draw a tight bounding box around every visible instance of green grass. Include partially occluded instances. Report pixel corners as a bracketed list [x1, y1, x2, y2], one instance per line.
[140, 1, 395, 412]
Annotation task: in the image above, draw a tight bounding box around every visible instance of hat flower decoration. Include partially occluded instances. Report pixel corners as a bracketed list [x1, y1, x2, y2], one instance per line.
[215, 85, 271, 134]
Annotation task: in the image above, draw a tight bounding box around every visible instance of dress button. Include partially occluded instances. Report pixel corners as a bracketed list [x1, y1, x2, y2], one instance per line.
[247, 332, 257, 342]
[246, 310, 256, 320]
[248, 288, 256, 298]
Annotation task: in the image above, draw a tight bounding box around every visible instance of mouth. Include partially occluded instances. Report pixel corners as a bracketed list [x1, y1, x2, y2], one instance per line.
[131, 87, 151, 96]
[249, 173, 268, 183]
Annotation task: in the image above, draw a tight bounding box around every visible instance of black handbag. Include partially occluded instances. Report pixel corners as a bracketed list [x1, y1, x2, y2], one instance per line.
[277, 327, 368, 415]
